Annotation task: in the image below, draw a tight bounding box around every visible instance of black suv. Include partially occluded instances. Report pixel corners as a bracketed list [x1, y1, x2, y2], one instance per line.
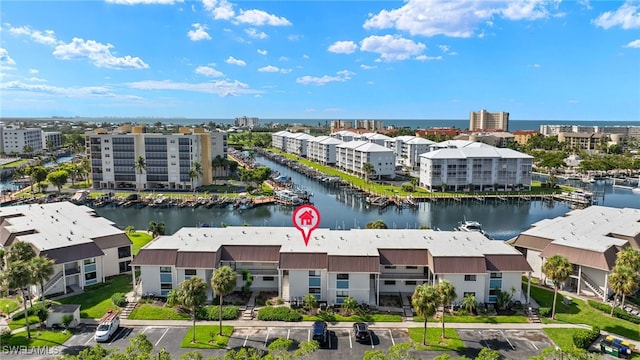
[353, 322, 370, 342]
[312, 321, 328, 345]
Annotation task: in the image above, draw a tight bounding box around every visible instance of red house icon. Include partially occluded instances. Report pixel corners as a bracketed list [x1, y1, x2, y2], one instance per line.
[298, 210, 315, 226]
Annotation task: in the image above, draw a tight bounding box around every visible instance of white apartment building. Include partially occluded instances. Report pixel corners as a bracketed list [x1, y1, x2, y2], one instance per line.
[86, 125, 226, 191]
[331, 130, 360, 142]
[0, 202, 132, 298]
[132, 227, 531, 305]
[285, 133, 315, 157]
[511, 206, 640, 301]
[271, 130, 292, 151]
[540, 124, 640, 140]
[0, 126, 44, 155]
[307, 136, 343, 165]
[234, 116, 259, 128]
[419, 142, 533, 191]
[43, 131, 63, 150]
[402, 137, 435, 169]
[469, 110, 509, 131]
[358, 132, 392, 146]
[336, 141, 396, 179]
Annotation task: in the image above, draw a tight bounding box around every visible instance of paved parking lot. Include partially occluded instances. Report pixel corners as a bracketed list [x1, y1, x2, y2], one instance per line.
[457, 329, 554, 359]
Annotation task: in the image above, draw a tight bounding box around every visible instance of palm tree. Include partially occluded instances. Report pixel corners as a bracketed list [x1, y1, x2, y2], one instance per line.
[211, 155, 226, 183]
[615, 247, 640, 272]
[411, 284, 438, 345]
[31, 256, 55, 301]
[147, 221, 166, 238]
[410, 177, 419, 191]
[362, 163, 376, 181]
[210, 266, 237, 335]
[435, 280, 457, 339]
[365, 220, 388, 229]
[178, 277, 208, 343]
[80, 157, 91, 186]
[133, 156, 147, 190]
[1, 261, 34, 338]
[462, 293, 477, 314]
[189, 161, 203, 190]
[608, 265, 640, 315]
[541, 255, 573, 320]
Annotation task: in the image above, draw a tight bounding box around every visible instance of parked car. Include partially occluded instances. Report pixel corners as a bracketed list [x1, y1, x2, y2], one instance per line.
[312, 321, 328, 346]
[353, 322, 370, 343]
[95, 310, 120, 343]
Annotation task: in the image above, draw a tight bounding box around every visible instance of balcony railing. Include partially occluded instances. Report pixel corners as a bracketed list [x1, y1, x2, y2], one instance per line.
[379, 273, 428, 280]
[64, 266, 81, 275]
[243, 269, 279, 276]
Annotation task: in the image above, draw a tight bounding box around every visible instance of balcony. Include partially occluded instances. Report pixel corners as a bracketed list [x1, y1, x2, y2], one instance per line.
[243, 269, 279, 276]
[379, 273, 428, 280]
[64, 266, 81, 275]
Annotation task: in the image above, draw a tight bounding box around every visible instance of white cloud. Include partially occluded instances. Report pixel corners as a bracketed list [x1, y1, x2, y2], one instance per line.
[439, 45, 450, 53]
[245, 28, 268, 39]
[225, 56, 246, 66]
[624, 39, 640, 48]
[0, 48, 16, 66]
[593, 2, 640, 29]
[127, 79, 260, 97]
[0, 80, 140, 99]
[360, 64, 377, 70]
[288, 34, 301, 41]
[25, 77, 46, 82]
[195, 65, 223, 77]
[8, 25, 60, 45]
[203, 0, 235, 20]
[363, 0, 559, 38]
[367, 81, 374, 85]
[29, 68, 39, 74]
[528, 63, 542, 67]
[258, 65, 291, 73]
[415, 55, 442, 61]
[187, 23, 211, 41]
[296, 70, 354, 86]
[106, 0, 182, 4]
[328, 41, 357, 54]
[279, 56, 289, 62]
[257, 49, 268, 55]
[236, 9, 291, 26]
[568, 99, 580, 104]
[53, 38, 149, 70]
[360, 35, 426, 62]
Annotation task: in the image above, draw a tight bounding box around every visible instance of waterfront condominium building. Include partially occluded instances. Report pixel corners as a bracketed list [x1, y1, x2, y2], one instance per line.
[131, 226, 531, 305]
[307, 136, 344, 165]
[43, 131, 63, 150]
[271, 130, 292, 151]
[510, 206, 640, 302]
[86, 125, 227, 191]
[357, 132, 393, 146]
[419, 141, 533, 191]
[234, 116, 259, 128]
[540, 124, 640, 140]
[557, 132, 608, 151]
[330, 130, 360, 142]
[285, 133, 315, 157]
[0, 125, 44, 155]
[383, 136, 435, 169]
[0, 202, 132, 298]
[469, 109, 510, 131]
[336, 141, 396, 179]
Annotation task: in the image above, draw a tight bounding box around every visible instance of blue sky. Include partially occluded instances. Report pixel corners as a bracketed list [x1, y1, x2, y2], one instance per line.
[0, 0, 639, 121]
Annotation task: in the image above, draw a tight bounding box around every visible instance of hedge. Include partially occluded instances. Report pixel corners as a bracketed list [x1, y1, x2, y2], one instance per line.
[257, 306, 302, 322]
[572, 326, 600, 349]
[197, 306, 239, 321]
[588, 300, 640, 324]
[111, 293, 127, 307]
[11, 303, 48, 321]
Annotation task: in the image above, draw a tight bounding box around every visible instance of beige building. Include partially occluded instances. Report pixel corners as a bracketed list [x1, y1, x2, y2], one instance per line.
[469, 110, 509, 131]
[557, 132, 607, 151]
[86, 125, 227, 191]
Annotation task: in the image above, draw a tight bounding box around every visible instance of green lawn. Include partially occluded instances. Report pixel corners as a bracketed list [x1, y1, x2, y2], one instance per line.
[0, 298, 20, 315]
[180, 325, 234, 349]
[2, 329, 73, 347]
[8, 315, 40, 330]
[58, 275, 132, 318]
[528, 285, 640, 341]
[127, 231, 153, 255]
[542, 328, 584, 350]
[407, 327, 465, 351]
[414, 314, 529, 323]
[128, 304, 190, 320]
[302, 313, 403, 322]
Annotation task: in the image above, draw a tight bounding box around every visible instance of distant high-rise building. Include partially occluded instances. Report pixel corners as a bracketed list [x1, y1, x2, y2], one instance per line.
[330, 120, 353, 131]
[234, 116, 259, 128]
[354, 119, 383, 131]
[0, 125, 43, 155]
[469, 110, 509, 131]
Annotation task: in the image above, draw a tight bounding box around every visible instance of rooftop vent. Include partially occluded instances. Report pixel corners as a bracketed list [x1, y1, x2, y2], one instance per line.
[72, 220, 77, 224]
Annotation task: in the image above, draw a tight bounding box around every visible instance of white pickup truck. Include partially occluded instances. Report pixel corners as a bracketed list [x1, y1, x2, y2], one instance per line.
[95, 310, 120, 342]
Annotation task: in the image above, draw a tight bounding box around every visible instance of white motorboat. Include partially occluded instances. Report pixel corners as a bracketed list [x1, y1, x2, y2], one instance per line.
[455, 220, 489, 237]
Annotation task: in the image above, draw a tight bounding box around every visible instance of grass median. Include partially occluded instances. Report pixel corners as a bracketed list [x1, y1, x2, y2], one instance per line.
[1, 329, 73, 348]
[180, 325, 233, 349]
[407, 327, 465, 351]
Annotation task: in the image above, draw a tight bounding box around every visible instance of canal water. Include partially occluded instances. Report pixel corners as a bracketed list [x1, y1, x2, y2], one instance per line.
[94, 156, 640, 240]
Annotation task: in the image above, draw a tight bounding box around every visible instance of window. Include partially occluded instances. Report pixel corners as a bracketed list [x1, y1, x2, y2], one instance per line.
[84, 258, 96, 265]
[119, 260, 131, 273]
[490, 273, 502, 279]
[160, 283, 172, 296]
[384, 280, 396, 285]
[463, 292, 476, 297]
[384, 266, 396, 269]
[160, 267, 172, 284]
[336, 290, 348, 304]
[85, 272, 97, 281]
[184, 269, 196, 280]
[405, 281, 417, 286]
[160, 267, 172, 273]
[336, 273, 349, 289]
[263, 276, 274, 282]
[118, 246, 131, 259]
[309, 271, 321, 299]
[406, 266, 418, 269]
[464, 275, 477, 281]
[336, 274, 349, 280]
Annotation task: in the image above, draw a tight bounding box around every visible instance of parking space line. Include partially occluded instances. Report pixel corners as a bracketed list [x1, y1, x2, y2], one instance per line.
[388, 329, 395, 346]
[84, 334, 94, 346]
[287, 329, 290, 340]
[155, 328, 169, 347]
[501, 331, 515, 350]
[370, 334, 374, 349]
[109, 328, 125, 345]
[530, 341, 538, 350]
[328, 332, 332, 349]
[307, 329, 310, 342]
[243, 334, 249, 347]
[349, 332, 353, 349]
[265, 328, 271, 347]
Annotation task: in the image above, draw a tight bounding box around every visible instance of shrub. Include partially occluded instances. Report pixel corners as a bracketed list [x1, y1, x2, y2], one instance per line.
[11, 303, 49, 321]
[257, 306, 302, 322]
[61, 314, 74, 328]
[111, 293, 127, 307]
[35, 305, 48, 324]
[197, 305, 239, 321]
[572, 326, 600, 349]
[276, 298, 284, 305]
[538, 307, 551, 317]
[588, 300, 640, 324]
[303, 294, 318, 312]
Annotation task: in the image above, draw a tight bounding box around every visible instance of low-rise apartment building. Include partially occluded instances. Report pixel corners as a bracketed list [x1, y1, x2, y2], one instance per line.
[557, 132, 608, 151]
[419, 142, 533, 191]
[132, 227, 531, 306]
[0, 202, 132, 298]
[510, 206, 639, 301]
[307, 136, 343, 165]
[86, 125, 226, 191]
[336, 141, 396, 179]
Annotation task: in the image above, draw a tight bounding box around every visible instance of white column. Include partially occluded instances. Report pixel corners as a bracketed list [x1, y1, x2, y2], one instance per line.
[577, 266, 582, 295]
[376, 274, 380, 307]
[603, 273, 609, 302]
[277, 269, 281, 299]
[63, 265, 67, 294]
[131, 266, 137, 299]
[527, 272, 531, 305]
